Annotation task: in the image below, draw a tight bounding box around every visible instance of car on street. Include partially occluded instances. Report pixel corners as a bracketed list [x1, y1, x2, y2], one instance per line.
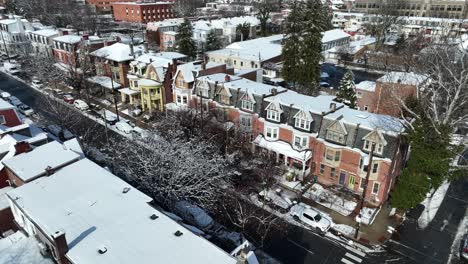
[31, 78, 43, 89]
[461, 233, 468, 260]
[258, 189, 293, 212]
[46, 124, 75, 141]
[290, 203, 332, 234]
[319, 81, 331, 88]
[18, 104, 34, 116]
[100, 110, 118, 125]
[1, 92, 11, 100]
[4, 62, 21, 75]
[131, 127, 148, 139]
[115, 121, 133, 134]
[173, 200, 215, 231]
[74, 99, 89, 111]
[63, 94, 75, 104]
[8, 96, 22, 107]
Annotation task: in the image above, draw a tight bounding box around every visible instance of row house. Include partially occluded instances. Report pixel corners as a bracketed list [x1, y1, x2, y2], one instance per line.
[192, 74, 407, 206]
[356, 71, 428, 117]
[27, 28, 59, 57]
[146, 19, 183, 47]
[0, 16, 34, 57]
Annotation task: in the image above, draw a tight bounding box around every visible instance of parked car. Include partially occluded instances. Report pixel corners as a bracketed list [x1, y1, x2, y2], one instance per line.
[4, 62, 21, 75]
[31, 78, 43, 89]
[73, 99, 89, 111]
[115, 121, 133, 134]
[258, 189, 292, 212]
[173, 201, 215, 231]
[46, 124, 75, 141]
[100, 110, 118, 125]
[319, 81, 331, 88]
[62, 94, 75, 104]
[131, 127, 148, 139]
[8, 96, 22, 107]
[1, 92, 11, 100]
[461, 233, 468, 261]
[131, 107, 142, 117]
[290, 203, 332, 234]
[18, 104, 34, 116]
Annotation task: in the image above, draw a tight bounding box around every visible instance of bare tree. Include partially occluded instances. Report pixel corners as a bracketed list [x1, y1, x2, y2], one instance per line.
[173, 0, 204, 17]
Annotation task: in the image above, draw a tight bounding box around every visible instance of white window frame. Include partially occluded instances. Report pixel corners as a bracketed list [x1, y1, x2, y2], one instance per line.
[265, 126, 278, 140]
[372, 182, 380, 195]
[266, 110, 280, 122]
[241, 99, 254, 111]
[326, 130, 345, 144]
[364, 140, 384, 155]
[295, 117, 310, 130]
[293, 135, 308, 149]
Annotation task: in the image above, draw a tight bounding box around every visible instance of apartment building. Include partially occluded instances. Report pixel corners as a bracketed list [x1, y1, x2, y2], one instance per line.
[0, 16, 34, 57]
[353, 0, 468, 18]
[112, 1, 175, 23]
[191, 74, 407, 206]
[85, 0, 137, 13]
[27, 28, 59, 57]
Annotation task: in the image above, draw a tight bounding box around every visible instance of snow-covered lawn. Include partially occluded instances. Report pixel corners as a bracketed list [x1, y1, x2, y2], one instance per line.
[333, 224, 356, 237]
[361, 207, 380, 225]
[303, 184, 357, 216]
[418, 180, 450, 229]
[0, 232, 54, 264]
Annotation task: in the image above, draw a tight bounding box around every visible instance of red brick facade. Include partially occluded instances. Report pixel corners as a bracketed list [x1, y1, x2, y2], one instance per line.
[113, 2, 175, 23]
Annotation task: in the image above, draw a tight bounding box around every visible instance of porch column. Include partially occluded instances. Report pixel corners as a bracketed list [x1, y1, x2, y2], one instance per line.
[276, 152, 279, 163]
[121, 93, 126, 103]
[129, 95, 134, 105]
[284, 156, 288, 166]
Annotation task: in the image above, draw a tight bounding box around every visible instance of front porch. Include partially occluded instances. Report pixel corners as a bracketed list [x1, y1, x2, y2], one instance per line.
[253, 135, 312, 181]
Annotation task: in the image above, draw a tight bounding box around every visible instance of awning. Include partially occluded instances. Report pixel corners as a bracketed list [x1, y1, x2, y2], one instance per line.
[254, 135, 312, 162]
[87, 76, 122, 90]
[119, 88, 139, 95]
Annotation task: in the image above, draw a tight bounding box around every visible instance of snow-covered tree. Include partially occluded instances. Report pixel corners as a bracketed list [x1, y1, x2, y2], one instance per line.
[205, 29, 222, 52]
[335, 70, 357, 108]
[177, 18, 197, 60]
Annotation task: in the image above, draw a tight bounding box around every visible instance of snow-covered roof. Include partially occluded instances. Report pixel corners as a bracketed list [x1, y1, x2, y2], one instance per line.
[0, 186, 13, 210]
[90, 43, 145, 62]
[175, 62, 222, 83]
[53, 35, 82, 44]
[265, 91, 341, 115]
[31, 28, 59, 37]
[254, 136, 312, 161]
[377, 71, 428, 86]
[7, 159, 237, 264]
[199, 73, 242, 84]
[224, 77, 286, 96]
[139, 78, 161, 86]
[87, 76, 122, 89]
[0, 231, 54, 264]
[0, 100, 14, 111]
[322, 29, 351, 43]
[355, 81, 376, 92]
[2, 141, 81, 183]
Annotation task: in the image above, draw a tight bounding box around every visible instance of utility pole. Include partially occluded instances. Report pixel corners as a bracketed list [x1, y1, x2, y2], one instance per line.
[354, 142, 375, 239]
[106, 60, 120, 122]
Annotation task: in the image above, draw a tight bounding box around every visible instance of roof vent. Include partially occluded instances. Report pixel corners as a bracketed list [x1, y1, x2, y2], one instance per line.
[150, 214, 159, 220]
[97, 246, 107, 254]
[122, 187, 131, 194]
[174, 230, 183, 237]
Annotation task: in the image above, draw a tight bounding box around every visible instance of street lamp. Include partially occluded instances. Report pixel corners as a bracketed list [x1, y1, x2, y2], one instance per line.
[105, 60, 120, 122]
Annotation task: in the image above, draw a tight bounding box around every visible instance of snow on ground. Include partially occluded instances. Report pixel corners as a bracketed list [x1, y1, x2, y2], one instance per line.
[303, 184, 357, 216]
[333, 224, 356, 237]
[0, 231, 54, 264]
[361, 207, 380, 225]
[447, 206, 468, 263]
[418, 180, 451, 229]
[0, 186, 13, 210]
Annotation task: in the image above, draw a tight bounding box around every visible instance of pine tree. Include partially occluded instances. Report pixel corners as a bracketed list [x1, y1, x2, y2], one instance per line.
[335, 70, 357, 108]
[177, 18, 197, 60]
[282, 0, 331, 95]
[205, 29, 222, 51]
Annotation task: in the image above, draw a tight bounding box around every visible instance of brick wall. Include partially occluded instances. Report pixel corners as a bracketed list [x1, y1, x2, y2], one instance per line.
[375, 82, 417, 117]
[113, 3, 174, 23]
[0, 207, 16, 234]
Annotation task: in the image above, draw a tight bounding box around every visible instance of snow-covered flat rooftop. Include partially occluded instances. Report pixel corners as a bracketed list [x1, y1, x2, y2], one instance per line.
[53, 35, 82, 44]
[0, 231, 54, 264]
[377, 71, 428, 86]
[91, 43, 144, 62]
[7, 159, 236, 264]
[355, 80, 376, 92]
[265, 92, 340, 115]
[225, 78, 286, 96]
[2, 141, 81, 183]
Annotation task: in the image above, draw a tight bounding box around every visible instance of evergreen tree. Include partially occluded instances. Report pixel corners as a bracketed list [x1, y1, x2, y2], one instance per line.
[205, 29, 222, 51]
[236, 22, 251, 41]
[177, 18, 197, 60]
[335, 70, 357, 108]
[282, 0, 331, 95]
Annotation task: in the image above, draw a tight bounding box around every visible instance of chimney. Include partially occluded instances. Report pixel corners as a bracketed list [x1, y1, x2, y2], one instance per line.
[149, 58, 153, 63]
[144, 42, 148, 53]
[51, 230, 69, 263]
[62, 30, 68, 36]
[330, 102, 337, 112]
[271, 87, 278, 95]
[82, 34, 89, 41]
[201, 62, 206, 70]
[45, 166, 55, 176]
[14, 141, 31, 155]
[225, 75, 231, 82]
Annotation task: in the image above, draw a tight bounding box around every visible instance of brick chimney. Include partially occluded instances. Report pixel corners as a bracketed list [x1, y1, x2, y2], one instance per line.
[45, 166, 55, 176]
[225, 75, 231, 82]
[51, 230, 69, 264]
[14, 141, 31, 155]
[82, 34, 89, 41]
[330, 102, 337, 112]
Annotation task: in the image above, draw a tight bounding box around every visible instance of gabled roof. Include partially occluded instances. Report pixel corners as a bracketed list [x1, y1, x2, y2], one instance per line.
[326, 119, 348, 135]
[293, 109, 313, 122]
[2, 141, 81, 183]
[362, 129, 388, 146]
[7, 159, 237, 264]
[90, 43, 145, 62]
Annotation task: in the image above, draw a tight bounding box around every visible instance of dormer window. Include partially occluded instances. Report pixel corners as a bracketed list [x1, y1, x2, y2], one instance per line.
[325, 120, 347, 144]
[294, 110, 312, 131]
[240, 93, 255, 112]
[265, 102, 282, 122]
[362, 130, 387, 155]
[217, 87, 232, 105]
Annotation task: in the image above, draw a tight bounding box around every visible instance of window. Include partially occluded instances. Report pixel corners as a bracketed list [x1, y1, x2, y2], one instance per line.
[372, 182, 380, 194]
[177, 95, 188, 105]
[219, 94, 230, 104]
[199, 85, 209, 97]
[326, 130, 345, 144]
[0, 115, 5, 124]
[265, 127, 278, 140]
[240, 115, 252, 129]
[324, 148, 340, 162]
[319, 164, 325, 174]
[364, 139, 384, 155]
[360, 178, 366, 190]
[364, 105, 369, 111]
[330, 167, 336, 178]
[293, 135, 308, 149]
[267, 110, 280, 122]
[241, 99, 254, 111]
[295, 117, 310, 130]
[372, 163, 379, 173]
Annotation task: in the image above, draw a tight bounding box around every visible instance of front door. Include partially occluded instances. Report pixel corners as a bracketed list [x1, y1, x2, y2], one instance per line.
[348, 175, 355, 190]
[339, 171, 346, 185]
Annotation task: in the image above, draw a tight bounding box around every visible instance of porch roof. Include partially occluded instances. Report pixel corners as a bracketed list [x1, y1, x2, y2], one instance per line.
[87, 76, 122, 90]
[254, 135, 312, 162]
[119, 87, 139, 95]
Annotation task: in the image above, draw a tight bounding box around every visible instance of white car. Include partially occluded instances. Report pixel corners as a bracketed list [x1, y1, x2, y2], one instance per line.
[4, 62, 21, 75]
[18, 104, 34, 116]
[74, 99, 89, 111]
[290, 203, 332, 234]
[31, 78, 43, 89]
[1, 92, 11, 100]
[115, 121, 133, 134]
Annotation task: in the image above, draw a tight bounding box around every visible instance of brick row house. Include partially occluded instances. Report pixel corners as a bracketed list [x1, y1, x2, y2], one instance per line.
[192, 74, 408, 206]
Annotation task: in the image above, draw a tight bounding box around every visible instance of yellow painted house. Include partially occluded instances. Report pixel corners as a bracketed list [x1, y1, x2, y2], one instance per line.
[139, 64, 165, 112]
